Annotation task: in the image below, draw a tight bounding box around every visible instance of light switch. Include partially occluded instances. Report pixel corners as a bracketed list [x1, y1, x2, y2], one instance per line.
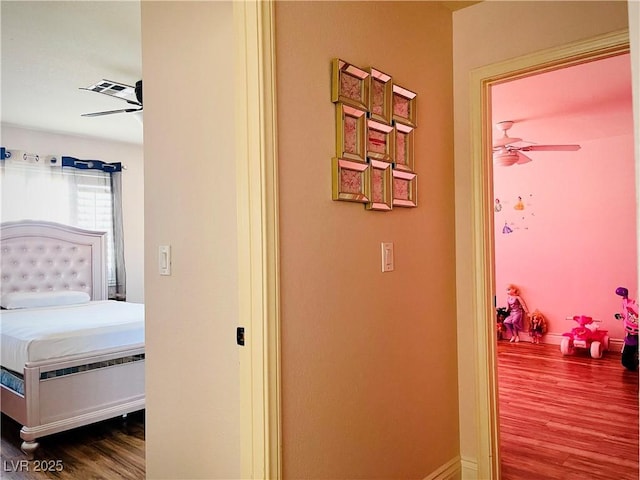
[381, 242, 394, 272]
[159, 245, 171, 275]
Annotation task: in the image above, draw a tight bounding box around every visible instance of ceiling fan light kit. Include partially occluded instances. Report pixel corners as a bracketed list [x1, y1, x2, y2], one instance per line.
[492, 119, 580, 166]
[494, 151, 530, 167]
[494, 153, 518, 167]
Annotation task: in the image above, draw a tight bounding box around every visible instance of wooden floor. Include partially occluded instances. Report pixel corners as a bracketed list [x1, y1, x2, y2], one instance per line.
[498, 340, 639, 480]
[1, 345, 636, 479]
[0, 410, 144, 479]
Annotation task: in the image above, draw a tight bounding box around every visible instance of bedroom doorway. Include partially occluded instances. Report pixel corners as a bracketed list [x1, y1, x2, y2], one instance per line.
[468, 30, 633, 479]
[490, 51, 637, 478]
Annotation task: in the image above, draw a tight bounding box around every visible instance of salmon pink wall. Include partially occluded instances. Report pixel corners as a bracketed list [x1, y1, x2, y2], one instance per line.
[276, 2, 458, 478]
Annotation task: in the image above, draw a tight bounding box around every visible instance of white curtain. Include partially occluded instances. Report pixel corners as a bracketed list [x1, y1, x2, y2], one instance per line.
[0, 150, 126, 299]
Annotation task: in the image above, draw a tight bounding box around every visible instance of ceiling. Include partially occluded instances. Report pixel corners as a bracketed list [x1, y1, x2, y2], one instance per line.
[439, 1, 482, 12]
[1, 2, 633, 150]
[491, 53, 633, 152]
[1, 1, 142, 145]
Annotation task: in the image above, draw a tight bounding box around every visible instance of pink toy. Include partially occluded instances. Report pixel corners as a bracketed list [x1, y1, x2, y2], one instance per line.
[528, 310, 547, 344]
[502, 284, 529, 343]
[560, 315, 609, 359]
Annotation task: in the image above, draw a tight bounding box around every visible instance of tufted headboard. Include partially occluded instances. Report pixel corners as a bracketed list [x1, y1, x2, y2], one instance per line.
[0, 220, 108, 301]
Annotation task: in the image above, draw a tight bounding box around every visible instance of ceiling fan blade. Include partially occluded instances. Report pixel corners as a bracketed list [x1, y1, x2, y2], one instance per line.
[81, 107, 142, 117]
[520, 144, 581, 152]
[516, 152, 533, 164]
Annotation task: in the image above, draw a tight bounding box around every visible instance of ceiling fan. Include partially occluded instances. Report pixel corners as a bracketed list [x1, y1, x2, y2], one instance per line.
[493, 120, 581, 166]
[80, 79, 142, 117]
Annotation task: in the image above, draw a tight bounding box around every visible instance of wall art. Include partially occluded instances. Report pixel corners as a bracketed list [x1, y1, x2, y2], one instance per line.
[367, 119, 394, 163]
[366, 160, 393, 211]
[336, 103, 367, 163]
[331, 58, 369, 111]
[394, 122, 414, 172]
[392, 84, 417, 127]
[331, 58, 419, 211]
[332, 157, 370, 203]
[367, 68, 392, 125]
[392, 169, 417, 208]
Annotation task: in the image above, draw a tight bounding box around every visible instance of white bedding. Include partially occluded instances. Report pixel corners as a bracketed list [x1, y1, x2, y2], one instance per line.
[1, 300, 144, 373]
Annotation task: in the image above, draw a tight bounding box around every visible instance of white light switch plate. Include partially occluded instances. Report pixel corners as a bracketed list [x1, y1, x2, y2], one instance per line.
[381, 242, 394, 272]
[159, 245, 171, 275]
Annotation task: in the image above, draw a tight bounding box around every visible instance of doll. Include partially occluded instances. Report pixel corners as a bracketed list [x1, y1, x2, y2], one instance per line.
[503, 284, 529, 343]
[528, 310, 546, 344]
[496, 307, 509, 340]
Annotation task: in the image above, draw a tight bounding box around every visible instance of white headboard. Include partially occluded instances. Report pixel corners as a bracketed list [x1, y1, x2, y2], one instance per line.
[0, 220, 108, 301]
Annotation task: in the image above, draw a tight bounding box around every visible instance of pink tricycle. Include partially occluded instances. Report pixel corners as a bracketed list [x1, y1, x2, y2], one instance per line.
[560, 315, 609, 359]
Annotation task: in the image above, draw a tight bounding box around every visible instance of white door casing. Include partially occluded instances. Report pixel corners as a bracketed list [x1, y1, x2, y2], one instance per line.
[235, 1, 282, 478]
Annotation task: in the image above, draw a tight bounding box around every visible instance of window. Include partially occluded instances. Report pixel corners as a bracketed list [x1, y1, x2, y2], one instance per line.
[1, 152, 125, 297]
[75, 183, 116, 288]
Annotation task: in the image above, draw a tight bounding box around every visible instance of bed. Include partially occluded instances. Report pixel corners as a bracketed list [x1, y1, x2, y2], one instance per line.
[0, 220, 145, 458]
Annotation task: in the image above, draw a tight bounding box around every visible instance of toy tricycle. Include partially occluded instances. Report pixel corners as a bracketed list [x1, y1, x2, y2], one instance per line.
[560, 315, 609, 359]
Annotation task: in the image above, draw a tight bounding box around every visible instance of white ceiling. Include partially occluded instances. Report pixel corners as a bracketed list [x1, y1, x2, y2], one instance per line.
[0, 2, 633, 150]
[1, 1, 142, 145]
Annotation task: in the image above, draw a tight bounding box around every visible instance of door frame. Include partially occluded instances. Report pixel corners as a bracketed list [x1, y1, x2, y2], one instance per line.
[235, 1, 281, 479]
[469, 29, 630, 479]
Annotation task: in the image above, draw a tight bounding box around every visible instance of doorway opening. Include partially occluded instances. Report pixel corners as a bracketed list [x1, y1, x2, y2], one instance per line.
[468, 30, 632, 479]
[490, 51, 637, 478]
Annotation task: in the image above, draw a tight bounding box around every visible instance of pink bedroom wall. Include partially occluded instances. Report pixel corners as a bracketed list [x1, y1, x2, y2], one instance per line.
[493, 128, 636, 342]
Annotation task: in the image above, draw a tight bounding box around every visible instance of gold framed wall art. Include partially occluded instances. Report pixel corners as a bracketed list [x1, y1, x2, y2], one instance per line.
[392, 169, 417, 208]
[332, 157, 370, 203]
[367, 68, 392, 125]
[394, 122, 414, 172]
[331, 58, 369, 111]
[336, 103, 367, 163]
[367, 119, 394, 163]
[331, 58, 419, 211]
[392, 84, 417, 127]
[366, 160, 393, 211]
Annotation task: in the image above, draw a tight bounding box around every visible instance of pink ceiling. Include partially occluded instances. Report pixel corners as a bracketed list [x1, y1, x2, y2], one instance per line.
[491, 53, 633, 148]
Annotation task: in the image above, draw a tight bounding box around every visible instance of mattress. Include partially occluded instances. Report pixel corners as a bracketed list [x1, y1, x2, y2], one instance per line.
[0, 300, 144, 373]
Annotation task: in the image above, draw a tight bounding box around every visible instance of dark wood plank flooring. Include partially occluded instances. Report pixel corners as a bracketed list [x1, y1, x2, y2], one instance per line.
[498, 340, 639, 480]
[0, 410, 144, 479]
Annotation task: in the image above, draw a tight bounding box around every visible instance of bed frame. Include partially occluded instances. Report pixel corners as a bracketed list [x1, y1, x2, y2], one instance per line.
[0, 220, 145, 458]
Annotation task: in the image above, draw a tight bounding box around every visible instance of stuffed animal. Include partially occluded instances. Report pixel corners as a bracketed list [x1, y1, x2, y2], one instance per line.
[528, 309, 547, 344]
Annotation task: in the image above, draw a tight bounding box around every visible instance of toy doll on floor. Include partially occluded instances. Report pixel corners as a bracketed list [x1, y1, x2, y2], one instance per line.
[528, 309, 546, 344]
[496, 307, 509, 340]
[503, 283, 530, 343]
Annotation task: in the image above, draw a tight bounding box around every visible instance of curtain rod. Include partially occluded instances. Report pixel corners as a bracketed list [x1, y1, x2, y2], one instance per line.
[0, 148, 127, 170]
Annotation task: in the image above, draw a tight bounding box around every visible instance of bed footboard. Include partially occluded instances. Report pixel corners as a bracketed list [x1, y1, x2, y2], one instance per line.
[2, 346, 145, 458]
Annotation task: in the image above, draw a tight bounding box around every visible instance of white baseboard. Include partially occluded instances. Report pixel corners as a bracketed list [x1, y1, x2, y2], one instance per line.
[423, 456, 461, 480]
[543, 332, 623, 352]
[460, 456, 478, 479]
